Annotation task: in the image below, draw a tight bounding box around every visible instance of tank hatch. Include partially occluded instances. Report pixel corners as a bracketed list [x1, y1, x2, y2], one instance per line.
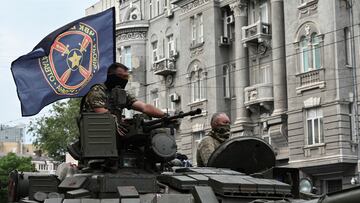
[207, 136, 276, 174]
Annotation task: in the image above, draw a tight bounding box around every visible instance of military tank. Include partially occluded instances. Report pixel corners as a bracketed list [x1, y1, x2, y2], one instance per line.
[7, 88, 360, 203]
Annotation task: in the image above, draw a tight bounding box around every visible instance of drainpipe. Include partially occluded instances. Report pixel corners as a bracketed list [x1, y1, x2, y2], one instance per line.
[348, 0, 360, 181]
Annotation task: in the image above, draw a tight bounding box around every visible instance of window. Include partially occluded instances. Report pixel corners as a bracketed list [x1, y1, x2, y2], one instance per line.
[118, 47, 122, 63]
[152, 41, 158, 63]
[260, 65, 272, 84]
[223, 65, 230, 98]
[190, 67, 206, 102]
[192, 131, 205, 164]
[299, 32, 322, 72]
[311, 33, 321, 69]
[190, 13, 204, 46]
[168, 94, 175, 111]
[250, 1, 256, 24]
[345, 27, 353, 66]
[198, 13, 203, 43]
[259, 1, 268, 23]
[191, 16, 196, 45]
[300, 36, 310, 72]
[156, 0, 160, 16]
[124, 46, 132, 70]
[149, 0, 153, 18]
[326, 179, 342, 193]
[167, 35, 175, 58]
[230, 63, 236, 97]
[306, 108, 324, 145]
[152, 91, 159, 108]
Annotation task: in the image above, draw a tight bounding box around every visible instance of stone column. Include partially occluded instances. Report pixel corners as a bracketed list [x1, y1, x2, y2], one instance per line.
[230, 0, 251, 126]
[271, 0, 287, 115]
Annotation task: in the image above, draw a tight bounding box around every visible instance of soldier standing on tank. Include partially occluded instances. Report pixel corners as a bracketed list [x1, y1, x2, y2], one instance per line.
[82, 62, 166, 136]
[196, 112, 231, 167]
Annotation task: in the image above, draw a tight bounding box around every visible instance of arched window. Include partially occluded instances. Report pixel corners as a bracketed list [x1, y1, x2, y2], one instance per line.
[189, 63, 206, 102]
[296, 23, 323, 73]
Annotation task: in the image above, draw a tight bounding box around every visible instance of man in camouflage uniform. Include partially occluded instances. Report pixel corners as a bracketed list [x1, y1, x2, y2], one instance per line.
[196, 112, 231, 167]
[82, 62, 165, 136]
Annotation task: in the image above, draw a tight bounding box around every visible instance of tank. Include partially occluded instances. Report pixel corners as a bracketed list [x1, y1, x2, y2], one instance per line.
[7, 101, 360, 202]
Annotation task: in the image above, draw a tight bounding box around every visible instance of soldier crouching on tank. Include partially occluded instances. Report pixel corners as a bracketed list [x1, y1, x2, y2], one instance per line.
[196, 112, 231, 167]
[81, 62, 166, 136]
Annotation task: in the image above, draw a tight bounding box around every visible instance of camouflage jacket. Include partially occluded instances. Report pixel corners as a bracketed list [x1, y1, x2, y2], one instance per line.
[82, 84, 137, 113]
[196, 130, 228, 167]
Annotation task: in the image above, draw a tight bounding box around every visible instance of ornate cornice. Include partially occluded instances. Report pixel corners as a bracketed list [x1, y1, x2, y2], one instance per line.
[181, 0, 210, 14]
[230, 0, 247, 17]
[117, 31, 147, 41]
[190, 46, 204, 58]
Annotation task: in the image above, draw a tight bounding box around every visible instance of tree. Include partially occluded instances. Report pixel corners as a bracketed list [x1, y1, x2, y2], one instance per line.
[0, 153, 35, 202]
[28, 98, 81, 161]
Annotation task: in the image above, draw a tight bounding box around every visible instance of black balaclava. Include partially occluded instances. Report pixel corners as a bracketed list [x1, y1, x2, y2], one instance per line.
[104, 74, 128, 89]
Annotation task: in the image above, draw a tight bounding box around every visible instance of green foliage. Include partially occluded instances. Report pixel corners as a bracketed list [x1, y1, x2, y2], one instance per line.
[0, 152, 35, 202]
[28, 98, 81, 161]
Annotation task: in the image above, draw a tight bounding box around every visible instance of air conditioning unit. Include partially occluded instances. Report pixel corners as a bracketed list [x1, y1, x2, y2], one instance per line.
[170, 93, 180, 102]
[226, 15, 234, 24]
[219, 36, 230, 46]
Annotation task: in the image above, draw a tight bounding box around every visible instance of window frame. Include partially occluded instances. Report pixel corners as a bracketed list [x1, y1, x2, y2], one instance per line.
[190, 67, 206, 103]
[259, 1, 269, 23]
[152, 91, 160, 108]
[149, 0, 153, 19]
[223, 65, 230, 98]
[306, 108, 324, 146]
[152, 41, 158, 63]
[167, 34, 174, 58]
[124, 46, 132, 71]
[345, 27, 353, 66]
[192, 130, 205, 164]
[190, 13, 204, 46]
[311, 33, 321, 70]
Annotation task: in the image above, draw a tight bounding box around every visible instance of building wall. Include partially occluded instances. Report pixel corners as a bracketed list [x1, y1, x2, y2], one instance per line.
[284, 0, 359, 193]
[87, 0, 360, 192]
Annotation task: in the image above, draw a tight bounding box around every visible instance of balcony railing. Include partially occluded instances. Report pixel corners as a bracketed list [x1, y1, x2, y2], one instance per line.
[244, 83, 273, 107]
[153, 58, 176, 76]
[296, 68, 325, 94]
[242, 20, 271, 46]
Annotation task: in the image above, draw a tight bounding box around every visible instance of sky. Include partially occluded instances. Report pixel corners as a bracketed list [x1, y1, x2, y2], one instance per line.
[0, 0, 100, 128]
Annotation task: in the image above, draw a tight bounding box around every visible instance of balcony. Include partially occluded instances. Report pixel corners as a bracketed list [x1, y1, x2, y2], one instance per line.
[296, 68, 325, 94]
[242, 20, 271, 47]
[153, 58, 176, 76]
[244, 83, 273, 110]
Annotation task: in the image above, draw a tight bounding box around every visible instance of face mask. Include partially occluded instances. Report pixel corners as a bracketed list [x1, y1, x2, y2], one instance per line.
[105, 74, 128, 89]
[213, 124, 230, 138]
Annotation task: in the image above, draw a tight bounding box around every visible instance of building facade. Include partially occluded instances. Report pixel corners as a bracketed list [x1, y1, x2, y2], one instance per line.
[86, 0, 360, 193]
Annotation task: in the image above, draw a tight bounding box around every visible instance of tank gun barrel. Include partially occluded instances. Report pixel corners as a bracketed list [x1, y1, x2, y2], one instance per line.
[143, 108, 202, 128]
